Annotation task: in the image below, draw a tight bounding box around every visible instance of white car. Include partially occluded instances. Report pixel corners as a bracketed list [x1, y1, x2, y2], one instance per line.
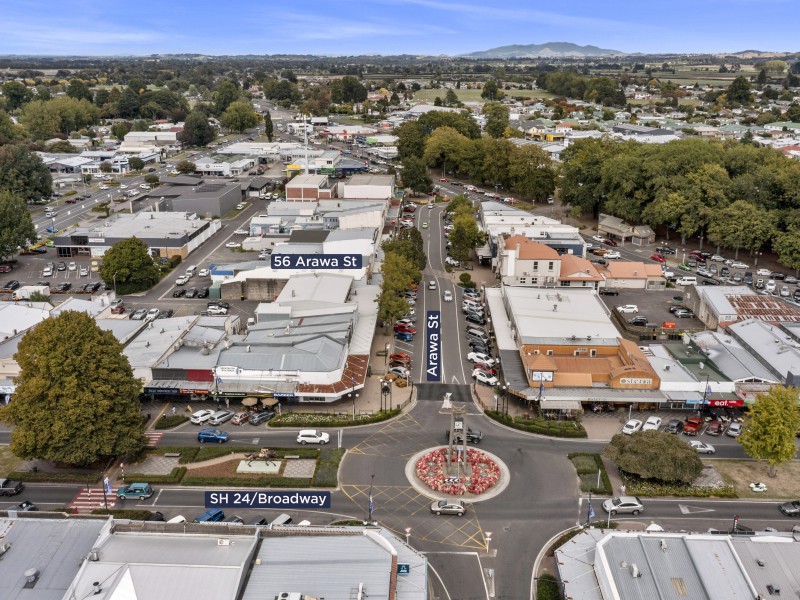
[622, 419, 643, 435]
[445, 256, 460, 267]
[175, 275, 189, 286]
[663, 268, 675, 278]
[119, 184, 128, 189]
[642, 416, 662, 431]
[190, 409, 215, 425]
[388, 366, 410, 378]
[467, 352, 494, 366]
[67, 261, 77, 271]
[226, 242, 242, 249]
[145, 308, 160, 321]
[765, 280, 776, 293]
[592, 235, 605, 242]
[472, 370, 498, 386]
[99, 185, 109, 190]
[198, 268, 210, 277]
[729, 261, 748, 269]
[139, 184, 151, 190]
[443, 290, 453, 302]
[616, 305, 639, 314]
[689, 440, 716, 454]
[79, 266, 89, 277]
[297, 429, 330, 445]
[207, 306, 228, 315]
[710, 254, 725, 262]
[756, 268, 772, 276]
[236, 203, 246, 210]
[604, 251, 621, 259]
[233, 228, 248, 235]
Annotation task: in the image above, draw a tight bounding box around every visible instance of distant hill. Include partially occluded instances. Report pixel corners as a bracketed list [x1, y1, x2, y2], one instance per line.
[462, 42, 624, 59]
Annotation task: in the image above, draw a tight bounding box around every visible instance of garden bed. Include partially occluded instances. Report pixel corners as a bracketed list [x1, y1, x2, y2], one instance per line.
[619, 470, 736, 498]
[568, 453, 612, 495]
[154, 415, 190, 429]
[270, 408, 400, 428]
[486, 411, 587, 438]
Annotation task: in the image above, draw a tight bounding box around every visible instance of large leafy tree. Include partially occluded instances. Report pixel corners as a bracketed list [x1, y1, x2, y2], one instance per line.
[214, 80, 241, 116]
[2, 81, 32, 110]
[0, 109, 24, 145]
[128, 157, 145, 171]
[176, 160, 196, 174]
[98, 237, 161, 294]
[400, 155, 433, 196]
[417, 110, 481, 139]
[508, 144, 555, 201]
[726, 76, 752, 105]
[395, 121, 426, 162]
[707, 200, 775, 258]
[0, 144, 53, 203]
[603, 431, 703, 484]
[0, 190, 37, 259]
[559, 137, 622, 218]
[773, 226, 800, 275]
[180, 109, 215, 147]
[220, 100, 261, 133]
[423, 126, 468, 174]
[66, 78, 93, 102]
[0, 311, 146, 467]
[739, 386, 800, 477]
[482, 102, 509, 138]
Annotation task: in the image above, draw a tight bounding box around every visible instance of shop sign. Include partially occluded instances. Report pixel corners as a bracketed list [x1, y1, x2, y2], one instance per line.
[708, 399, 744, 407]
[620, 377, 653, 385]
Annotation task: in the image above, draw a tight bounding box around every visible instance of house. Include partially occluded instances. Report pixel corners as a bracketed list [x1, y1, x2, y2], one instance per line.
[597, 213, 655, 246]
[496, 236, 602, 289]
[598, 261, 665, 290]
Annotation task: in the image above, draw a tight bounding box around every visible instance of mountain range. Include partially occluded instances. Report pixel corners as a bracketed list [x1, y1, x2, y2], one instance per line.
[462, 42, 624, 59]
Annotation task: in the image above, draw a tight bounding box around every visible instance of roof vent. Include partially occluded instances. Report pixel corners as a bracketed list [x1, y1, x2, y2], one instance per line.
[766, 583, 781, 595]
[89, 549, 100, 561]
[247, 345, 251, 353]
[553, 304, 558, 312]
[24, 568, 39, 584]
[757, 559, 765, 567]
[660, 539, 668, 552]
[92, 581, 103, 595]
[630, 563, 641, 578]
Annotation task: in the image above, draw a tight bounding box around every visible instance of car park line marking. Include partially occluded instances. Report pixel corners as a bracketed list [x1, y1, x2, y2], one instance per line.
[678, 504, 717, 514]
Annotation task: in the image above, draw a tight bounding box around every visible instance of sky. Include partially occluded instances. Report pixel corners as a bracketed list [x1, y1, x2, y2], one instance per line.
[0, 0, 798, 57]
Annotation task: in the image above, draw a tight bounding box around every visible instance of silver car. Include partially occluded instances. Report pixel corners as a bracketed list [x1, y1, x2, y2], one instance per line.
[430, 499, 466, 516]
[602, 496, 644, 515]
[207, 410, 235, 425]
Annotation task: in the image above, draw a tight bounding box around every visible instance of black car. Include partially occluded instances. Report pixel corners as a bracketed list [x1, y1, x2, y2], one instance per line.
[57, 261, 67, 271]
[447, 428, 482, 444]
[172, 288, 186, 297]
[10, 500, 37, 511]
[197, 287, 209, 298]
[743, 273, 753, 285]
[29, 247, 47, 254]
[469, 343, 492, 355]
[720, 267, 730, 278]
[629, 316, 648, 326]
[185, 288, 198, 298]
[54, 282, 72, 292]
[249, 410, 275, 425]
[145, 511, 166, 521]
[772, 272, 786, 280]
[83, 282, 101, 292]
[155, 309, 175, 319]
[599, 287, 619, 296]
[2, 280, 20, 291]
[664, 419, 684, 434]
[250, 517, 269, 526]
[0, 478, 24, 496]
[794, 290, 800, 301]
[656, 246, 676, 255]
[700, 278, 720, 285]
[779, 500, 800, 517]
[465, 313, 486, 326]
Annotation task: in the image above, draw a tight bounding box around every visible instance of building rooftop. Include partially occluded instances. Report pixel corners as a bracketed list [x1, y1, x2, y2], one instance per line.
[286, 173, 330, 188]
[728, 318, 800, 383]
[70, 212, 206, 240]
[275, 273, 353, 304]
[345, 174, 394, 186]
[502, 235, 560, 260]
[689, 330, 778, 383]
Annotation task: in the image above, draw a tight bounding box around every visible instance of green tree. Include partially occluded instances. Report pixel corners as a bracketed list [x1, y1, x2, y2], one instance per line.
[144, 174, 159, 185]
[559, 137, 622, 218]
[773, 226, 800, 275]
[220, 100, 261, 133]
[739, 386, 800, 477]
[707, 200, 775, 257]
[482, 102, 509, 138]
[400, 155, 433, 196]
[115, 87, 140, 118]
[395, 121, 426, 162]
[444, 89, 460, 106]
[0, 190, 37, 259]
[382, 228, 426, 273]
[423, 126, 469, 174]
[0, 109, 24, 145]
[263, 110, 274, 141]
[508, 144, 556, 201]
[214, 80, 240, 116]
[481, 79, 501, 101]
[2, 81, 32, 110]
[603, 431, 703, 484]
[786, 103, 800, 123]
[66, 78, 92, 102]
[0, 144, 53, 203]
[756, 69, 768, 86]
[727, 76, 752, 104]
[179, 109, 215, 147]
[340, 76, 368, 104]
[47, 140, 77, 153]
[176, 160, 196, 174]
[128, 156, 145, 171]
[111, 121, 131, 141]
[418, 110, 481, 139]
[98, 237, 161, 294]
[99, 161, 112, 173]
[21, 97, 99, 139]
[0, 311, 145, 467]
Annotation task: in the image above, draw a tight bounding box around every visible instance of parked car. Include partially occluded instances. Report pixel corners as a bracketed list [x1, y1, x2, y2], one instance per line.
[656, 246, 676, 255]
[389, 352, 411, 364]
[207, 306, 229, 315]
[393, 323, 417, 335]
[172, 288, 186, 297]
[10, 500, 37, 511]
[602, 496, 644, 515]
[198, 428, 229, 443]
[599, 287, 619, 296]
[629, 316, 649, 326]
[730, 261, 749, 269]
[190, 409, 215, 425]
[705, 421, 724, 436]
[54, 282, 71, 292]
[0, 478, 24, 496]
[664, 419, 684, 434]
[472, 370, 498, 386]
[185, 288, 198, 298]
[778, 500, 800, 517]
[772, 272, 786, 280]
[622, 419, 643, 435]
[388, 366, 410, 378]
[129, 308, 148, 320]
[193, 508, 225, 523]
[445, 256, 460, 267]
[467, 352, 494, 366]
[603, 238, 618, 247]
[225, 242, 242, 249]
[616, 305, 639, 314]
[197, 287, 209, 298]
[233, 228, 248, 235]
[682, 417, 705, 435]
[117, 483, 154, 500]
[395, 331, 413, 342]
[642, 416, 662, 431]
[297, 429, 330, 445]
[726, 422, 744, 438]
[710, 255, 726, 262]
[688, 440, 716, 454]
[673, 309, 695, 318]
[249, 410, 275, 425]
[650, 254, 666, 263]
[145, 308, 160, 321]
[430, 499, 466, 516]
[175, 275, 189, 286]
[208, 410, 235, 425]
[604, 251, 621, 260]
[231, 412, 251, 425]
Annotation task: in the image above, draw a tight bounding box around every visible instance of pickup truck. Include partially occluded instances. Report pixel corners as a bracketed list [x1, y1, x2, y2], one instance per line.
[446, 428, 483, 444]
[682, 417, 705, 436]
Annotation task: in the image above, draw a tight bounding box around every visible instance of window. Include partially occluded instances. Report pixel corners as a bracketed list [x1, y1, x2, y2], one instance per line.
[532, 277, 538, 284]
[546, 350, 553, 356]
[519, 278, 527, 284]
[533, 261, 539, 270]
[590, 350, 597, 357]
[548, 262, 554, 270]
[560, 280, 570, 287]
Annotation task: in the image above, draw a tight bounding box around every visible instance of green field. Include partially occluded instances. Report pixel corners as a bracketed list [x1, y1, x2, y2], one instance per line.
[412, 87, 554, 103]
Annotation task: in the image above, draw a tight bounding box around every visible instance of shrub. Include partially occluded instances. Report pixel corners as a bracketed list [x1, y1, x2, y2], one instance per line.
[91, 509, 155, 520]
[486, 411, 587, 438]
[181, 475, 312, 487]
[168, 255, 182, 268]
[270, 409, 400, 428]
[568, 453, 612, 494]
[8, 470, 101, 483]
[620, 472, 737, 498]
[604, 431, 702, 483]
[63, 190, 77, 197]
[193, 446, 319, 462]
[125, 467, 186, 484]
[313, 448, 345, 487]
[154, 415, 189, 429]
[536, 573, 562, 600]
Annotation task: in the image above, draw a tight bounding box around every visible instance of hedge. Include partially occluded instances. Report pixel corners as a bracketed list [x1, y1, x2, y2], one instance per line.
[154, 415, 189, 429]
[270, 408, 401, 428]
[181, 475, 313, 488]
[91, 509, 155, 520]
[7, 470, 101, 483]
[620, 472, 737, 498]
[486, 411, 587, 438]
[124, 467, 186, 484]
[536, 573, 562, 600]
[568, 453, 612, 494]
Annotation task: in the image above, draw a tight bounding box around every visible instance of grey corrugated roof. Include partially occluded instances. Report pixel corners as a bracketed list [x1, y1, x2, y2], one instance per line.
[733, 537, 800, 598]
[220, 335, 346, 372]
[690, 331, 777, 383]
[0, 517, 108, 600]
[242, 535, 391, 600]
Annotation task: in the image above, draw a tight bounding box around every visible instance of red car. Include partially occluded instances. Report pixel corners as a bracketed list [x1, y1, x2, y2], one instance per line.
[705, 421, 724, 436]
[394, 323, 417, 335]
[408, 283, 419, 292]
[231, 412, 251, 426]
[110, 305, 126, 314]
[603, 239, 618, 247]
[650, 254, 666, 263]
[473, 363, 496, 375]
[682, 417, 704, 436]
[389, 352, 411, 364]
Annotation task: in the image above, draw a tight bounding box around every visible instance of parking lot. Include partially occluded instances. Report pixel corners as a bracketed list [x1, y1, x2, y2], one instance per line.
[597, 286, 705, 333]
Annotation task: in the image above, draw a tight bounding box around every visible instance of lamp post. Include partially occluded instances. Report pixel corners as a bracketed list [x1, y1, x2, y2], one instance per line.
[501, 385, 507, 415]
[112, 271, 118, 295]
[754, 251, 762, 268]
[405, 527, 411, 545]
[384, 342, 390, 375]
[681, 249, 686, 265]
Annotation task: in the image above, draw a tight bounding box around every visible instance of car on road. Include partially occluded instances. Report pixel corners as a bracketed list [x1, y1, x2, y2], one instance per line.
[207, 305, 229, 315]
[388, 366, 410, 378]
[249, 410, 275, 425]
[198, 428, 229, 443]
[616, 305, 639, 314]
[472, 370, 498, 386]
[297, 430, 330, 445]
[443, 290, 453, 302]
[448, 428, 483, 444]
[656, 246, 677, 255]
[682, 417, 705, 436]
[198, 268, 210, 277]
[0, 478, 24, 496]
[445, 256, 460, 267]
[233, 228, 248, 235]
[604, 251, 621, 259]
[208, 410, 235, 425]
[779, 500, 800, 517]
[705, 421, 724, 436]
[422, 222, 428, 229]
[602, 496, 644, 515]
[592, 235, 605, 242]
[129, 308, 148, 320]
[9, 500, 37, 511]
[642, 416, 662, 431]
[726, 422, 743, 437]
[190, 409, 215, 425]
[467, 352, 495, 366]
[431, 499, 466, 516]
[599, 287, 619, 296]
[139, 183, 151, 190]
[117, 483, 154, 500]
[119, 184, 128, 189]
[650, 254, 666, 263]
[665, 419, 684, 434]
[225, 242, 242, 249]
[688, 440, 716, 454]
[99, 184, 109, 190]
[622, 419, 643, 435]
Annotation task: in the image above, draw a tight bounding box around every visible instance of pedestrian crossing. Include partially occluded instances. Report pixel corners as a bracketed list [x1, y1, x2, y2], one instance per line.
[69, 488, 118, 513]
[144, 432, 163, 447]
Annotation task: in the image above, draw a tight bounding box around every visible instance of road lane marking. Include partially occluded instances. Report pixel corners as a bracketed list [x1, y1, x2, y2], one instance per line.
[679, 504, 717, 514]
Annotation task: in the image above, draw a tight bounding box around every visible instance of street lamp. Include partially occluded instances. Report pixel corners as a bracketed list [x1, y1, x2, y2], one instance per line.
[112, 271, 118, 294]
[384, 342, 390, 375]
[681, 249, 686, 265]
[501, 385, 507, 415]
[754, 251, 762, 268]
[405, 527, 411, 545]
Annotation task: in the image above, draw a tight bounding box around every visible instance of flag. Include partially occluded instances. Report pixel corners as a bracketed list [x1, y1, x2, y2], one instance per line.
[539, 381, 545, 396]
[587, 500, 596, 521]
[369, 494, 374, 516]
[706, 384, 712, 399]
[103, 477, 112, 495]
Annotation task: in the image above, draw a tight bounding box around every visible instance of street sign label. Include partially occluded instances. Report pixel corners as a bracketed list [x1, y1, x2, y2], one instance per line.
[426, 311, 441, 381]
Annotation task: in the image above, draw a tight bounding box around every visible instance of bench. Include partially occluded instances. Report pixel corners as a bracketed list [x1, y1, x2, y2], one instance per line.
[283, 455, 300, 460]
[164, 453, 181, 458]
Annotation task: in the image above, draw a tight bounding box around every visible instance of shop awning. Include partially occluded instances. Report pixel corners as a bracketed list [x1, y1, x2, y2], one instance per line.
[261, 398, 279, 407]
[241, 397, 258, 407]
[540, 399, 582, 411]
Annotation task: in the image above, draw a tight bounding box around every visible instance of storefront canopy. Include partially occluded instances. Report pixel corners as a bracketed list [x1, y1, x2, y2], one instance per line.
[261, 398, 279, 407]
[241, 397, 258, 406]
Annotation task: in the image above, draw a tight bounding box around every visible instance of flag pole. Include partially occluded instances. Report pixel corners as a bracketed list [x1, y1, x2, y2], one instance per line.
[367, 473, 375, 524]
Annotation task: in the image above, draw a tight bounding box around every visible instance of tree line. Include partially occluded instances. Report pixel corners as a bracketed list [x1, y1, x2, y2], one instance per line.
[377, 228, 426, 328]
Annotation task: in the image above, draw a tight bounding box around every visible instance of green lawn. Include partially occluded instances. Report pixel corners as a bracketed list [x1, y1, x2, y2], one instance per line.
[0, 446, 24, 477]
[412, 88, 554, 103]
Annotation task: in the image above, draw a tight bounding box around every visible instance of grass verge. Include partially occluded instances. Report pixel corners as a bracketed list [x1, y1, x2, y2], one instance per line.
[567, 453, 612, 494]
[710, 459, 800, 499]
[486, 410, 587, 438]
[0, 447, 24, 476]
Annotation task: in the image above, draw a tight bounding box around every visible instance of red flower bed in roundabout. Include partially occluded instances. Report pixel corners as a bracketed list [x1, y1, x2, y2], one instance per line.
[415, 447, 500, 496]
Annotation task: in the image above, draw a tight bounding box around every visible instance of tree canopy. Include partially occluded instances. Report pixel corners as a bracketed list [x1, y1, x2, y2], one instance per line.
[220, 100, 261, 132]
[739, 386, 800, 477]
[603, 430, 703, 484]
[0, 190, 37, 259]
[400, 155, 433, 196]
[98, 237, 161, 294]
[0, 311, 146, 467]
[0, 144, 53, 203]
[180, 109, 215, 147]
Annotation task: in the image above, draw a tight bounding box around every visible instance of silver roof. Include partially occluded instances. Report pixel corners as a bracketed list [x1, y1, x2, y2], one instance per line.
[0, 517, 108, 600]
[733, 536, 800, 598]
[690, 330, 777, 383]
[728, 318, 800, 381]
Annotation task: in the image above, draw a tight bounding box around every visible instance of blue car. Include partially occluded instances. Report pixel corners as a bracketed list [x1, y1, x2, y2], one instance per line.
[395, 331, 413, 342]
[197, 428, 229, 443]
[193, 508, 225, 523]
[45, 226, 58, 233]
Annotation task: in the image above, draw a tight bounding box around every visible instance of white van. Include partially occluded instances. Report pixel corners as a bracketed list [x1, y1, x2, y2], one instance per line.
[185, 265, 198, 278]
[166, 515, 186, 524]
[269, 513, 293, 528]
[675, 276, 697, 286]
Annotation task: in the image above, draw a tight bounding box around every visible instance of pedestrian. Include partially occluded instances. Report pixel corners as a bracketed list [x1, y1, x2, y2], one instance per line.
[172, 406, 176, 416]
[620, 484, 626, 496]
[225, 398, 230, 409]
